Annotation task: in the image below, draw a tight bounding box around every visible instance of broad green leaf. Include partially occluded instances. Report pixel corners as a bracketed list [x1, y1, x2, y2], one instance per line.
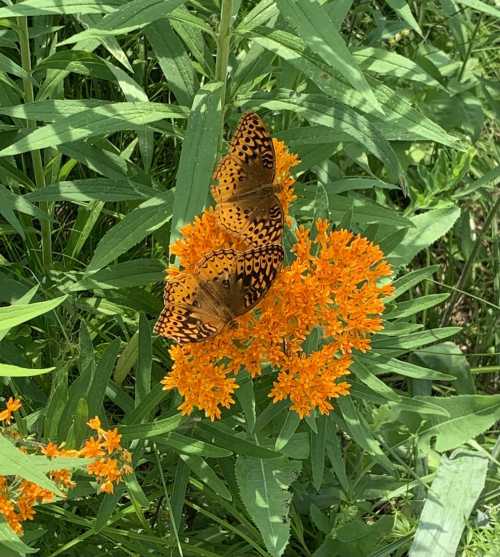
[34, 50, 116, 81]
[119, 414, 187, 441]
[60, 0, 186, 44]
[0, 521, 37, 555]
[386, 265, 440, 302]
[389, 207, 461, 267]
[199, 423, 280, 459]
[237, 0, 279, 34]
[146, 19, 198, 107]
[86, 193, 173, 272]
[0, 436, 85, 496]
[336, 398, 393, 471]
[311, 416, 327, 491]
[277, 0, 382, 114]
[384, 0, 423, 35]
[0, 0, 121, 17]
[0, 99, 110, 120]
[0, 364, 55, 377]
[87, 339, 121, 417]
[275, 411, 300, 451]
[252, 30, 458, 147]
[415, 395, 500, 452]
[158, 433, 232, 458]
[373, 327, 461, 352]
[384, 293, 449, 320]
[180, 454, 232, 500]
[409, 450, 488, 557]
[367, 357, 455, 381]
[354, 48, 436, 85]
[25, 178, 157, 203]
[170, 82, 223, 245]
[68, 259, 164, 291]
[236, 455, 302, 557]
[136, 313, 152, 404]
[455, 0, 500, 18]
[0, 295, 66, 332]
[0, 102, 188, 156]
[414, 342, 475, 394]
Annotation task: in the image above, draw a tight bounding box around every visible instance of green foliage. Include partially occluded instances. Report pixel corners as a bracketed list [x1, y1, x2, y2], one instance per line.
[0, 0, 498, 555]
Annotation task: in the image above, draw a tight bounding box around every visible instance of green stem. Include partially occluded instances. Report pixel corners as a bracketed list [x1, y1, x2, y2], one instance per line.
[17, 16, 52, 272]
[440, 197, 500, 326]
[215, 0, 233, 136]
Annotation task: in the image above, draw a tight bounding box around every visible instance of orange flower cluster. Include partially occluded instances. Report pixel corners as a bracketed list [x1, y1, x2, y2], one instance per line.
[0, 400, 132, 534]
[162, 139, 393, 419]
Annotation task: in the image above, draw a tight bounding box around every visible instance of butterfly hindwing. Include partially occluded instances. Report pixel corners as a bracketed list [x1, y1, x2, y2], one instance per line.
[154, 273, 225, 343]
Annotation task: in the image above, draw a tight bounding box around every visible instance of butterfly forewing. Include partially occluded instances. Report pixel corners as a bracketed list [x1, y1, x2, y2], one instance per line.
[229, 112, 275, 186]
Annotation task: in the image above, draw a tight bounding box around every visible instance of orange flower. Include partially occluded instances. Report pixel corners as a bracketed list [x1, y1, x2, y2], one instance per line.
[81, 437, 105, 458]
[0, 398, 21, 424]
[87, 416, 102, 431]
[161, 136, 393, 420]
[102, 429, 121, 454]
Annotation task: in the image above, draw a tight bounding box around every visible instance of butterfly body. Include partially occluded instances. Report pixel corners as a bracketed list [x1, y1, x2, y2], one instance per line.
[155, 245, 284, 343]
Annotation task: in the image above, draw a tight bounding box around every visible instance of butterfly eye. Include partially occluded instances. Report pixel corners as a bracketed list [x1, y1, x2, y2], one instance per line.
[222, 279, 230, 289]
[192, 300, 200, 308]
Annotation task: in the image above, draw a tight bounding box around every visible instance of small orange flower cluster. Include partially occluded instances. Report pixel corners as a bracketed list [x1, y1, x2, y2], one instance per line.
[0, 400, 132, 534]
[162, 139, 393, 420]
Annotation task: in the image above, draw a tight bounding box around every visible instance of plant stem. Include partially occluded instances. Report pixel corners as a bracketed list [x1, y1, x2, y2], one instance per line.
[215, 0, 233, 134]
[440, 196, 500, 326]
[17, 16, 52, 273]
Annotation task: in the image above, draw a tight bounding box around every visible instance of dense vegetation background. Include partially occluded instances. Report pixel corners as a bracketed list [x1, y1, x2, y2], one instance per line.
[0, 0, 498, 555]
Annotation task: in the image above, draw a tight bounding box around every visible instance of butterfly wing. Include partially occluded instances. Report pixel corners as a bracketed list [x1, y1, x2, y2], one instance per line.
[154, 273, 225, 343]
[232, 244, 284, 316]
[215, 193, 283, 246]
[212, 112, 275, 203]
[197, 244, 283, 318]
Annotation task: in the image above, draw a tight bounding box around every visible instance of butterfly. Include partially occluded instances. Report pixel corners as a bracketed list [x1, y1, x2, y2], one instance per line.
[212, 112, 283, 247]
[154, 244, 284, 343]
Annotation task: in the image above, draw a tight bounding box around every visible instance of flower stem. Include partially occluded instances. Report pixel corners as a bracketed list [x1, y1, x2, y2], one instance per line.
[215, 0, 233, 129]
[17, 16, 52, 272]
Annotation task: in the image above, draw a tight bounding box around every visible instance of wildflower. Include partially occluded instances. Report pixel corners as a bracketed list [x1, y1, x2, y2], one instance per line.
[87, 416, 102, 431]
[0, 398, 21, 424]
[161, 137, 393, 419]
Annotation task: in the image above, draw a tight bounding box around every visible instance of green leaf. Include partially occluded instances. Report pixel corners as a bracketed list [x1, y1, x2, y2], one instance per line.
[119, 414, 186, 441]
[236, 455, 302, 557]
[0, 521, 38, 555]
[415, 395, 500, 452]
[0, 364, 55, 377]
[373, 327, 461, 352]
[68, 259, 164, 291]
[146, 20, 198, 107]
[414, 342, 475, 394]
[367, 357, 455, 381]
[275, 411, 300, 451]
[86, 194, 173, 272]
[157, 433, 232, 458]
[384, 293, 449, 320]
[199, 423, 280, 459]
[0, 102, 188, 156]
[25, 178, 157, 203]
[389, 207, 461, 267]
[455, 0, 500, 18]
[384, 0, 423, 35]
[0, 0, 121, 17]
[311, 415, 327, 491]
[59, 0, 186, 44]
[386, 265, 440, 301]
[170, 82, 223, 245]
[180, 454, 232, 501]
[0, 296, 66, 332]
[0, 436, 80, 496]
[409, 450, 488, 557]
[277, 0, 382, 114]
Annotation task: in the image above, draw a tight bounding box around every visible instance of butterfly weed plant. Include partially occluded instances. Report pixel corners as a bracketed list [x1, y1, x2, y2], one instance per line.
[0, 0, 499, 556]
